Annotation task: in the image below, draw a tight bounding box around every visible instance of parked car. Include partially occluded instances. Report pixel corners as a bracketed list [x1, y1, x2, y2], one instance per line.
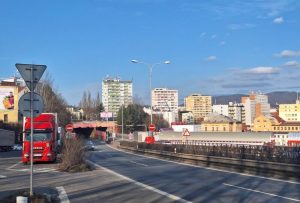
[85, 140, 95, 151]
[13, 144, 22, 151]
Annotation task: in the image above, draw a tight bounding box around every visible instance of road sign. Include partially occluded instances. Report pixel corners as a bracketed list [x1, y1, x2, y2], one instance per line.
[18, 92, 44, 117]
[16, 64, 47, 91]
[149, 124, 155, 132]
[182, 128, 190, 136]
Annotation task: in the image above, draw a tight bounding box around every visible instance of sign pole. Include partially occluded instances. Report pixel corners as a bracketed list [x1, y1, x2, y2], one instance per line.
[15, 63, 46, 197]
[30, 66, 34, 196]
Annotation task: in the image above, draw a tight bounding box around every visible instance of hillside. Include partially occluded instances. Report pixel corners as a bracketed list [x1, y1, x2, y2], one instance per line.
[213, 91, 298, 108]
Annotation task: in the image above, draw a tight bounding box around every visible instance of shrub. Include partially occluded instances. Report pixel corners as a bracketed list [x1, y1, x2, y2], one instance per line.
[58, 138, 90, 172]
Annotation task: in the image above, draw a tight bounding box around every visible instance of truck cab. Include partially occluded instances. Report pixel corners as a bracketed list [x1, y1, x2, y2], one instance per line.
[22, 113, 58, 163]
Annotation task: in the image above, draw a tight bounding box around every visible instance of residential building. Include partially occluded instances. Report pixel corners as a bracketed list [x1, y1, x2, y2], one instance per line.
[279, 99, 300, 122]
[181, 111, 194, 124]
[151, 88, 178, 113]
[253, 112, 300, 134]
[150, 88, 178, 125]
[202, 112, 242, 132]
[242, 91, 271, 128]
[66, 106, 84, 121]
[253, 114, 280, 132]
[102, 77, 133, 117]
[228, 102, 245, 123]
[185, 94, 212, 123]
[212, 104, 229, 116]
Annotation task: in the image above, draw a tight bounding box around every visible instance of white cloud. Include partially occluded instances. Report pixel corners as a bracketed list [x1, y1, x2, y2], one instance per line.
[273, 16, 284, 24]
[206, 56, 217, 61]
[244, 67, 279, 74]
[278, 50, 300, 58]
[283, 61, 300, 67]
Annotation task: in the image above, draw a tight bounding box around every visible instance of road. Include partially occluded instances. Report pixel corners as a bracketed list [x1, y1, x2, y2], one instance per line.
[1, 143, 299, 203]
[87, 143, 300, 203]
[0, 144, 185, 203]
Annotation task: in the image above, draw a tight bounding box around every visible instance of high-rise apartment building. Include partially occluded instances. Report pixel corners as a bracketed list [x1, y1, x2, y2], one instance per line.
[151, 88, 178, 113]
[102, 77, 133, 117]
[185, 94, 212, 123]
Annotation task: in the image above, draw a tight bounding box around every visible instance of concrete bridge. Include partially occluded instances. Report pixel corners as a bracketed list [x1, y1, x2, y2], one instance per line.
[67, 121, 117, 139]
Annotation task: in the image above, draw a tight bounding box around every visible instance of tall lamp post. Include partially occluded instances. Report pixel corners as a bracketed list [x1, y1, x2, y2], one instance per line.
[131, 59, 171, 125]
[121, 103, 124, 140]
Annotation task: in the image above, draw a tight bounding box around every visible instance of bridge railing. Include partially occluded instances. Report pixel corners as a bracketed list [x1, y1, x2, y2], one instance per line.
[119, 141, 300, 164]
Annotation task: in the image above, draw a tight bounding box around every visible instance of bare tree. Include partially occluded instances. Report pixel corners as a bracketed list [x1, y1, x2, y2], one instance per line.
[35, 73, 71, 127]
[79, 91, 104, 120]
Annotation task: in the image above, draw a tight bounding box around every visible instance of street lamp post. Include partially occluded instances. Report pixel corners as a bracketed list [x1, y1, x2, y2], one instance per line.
[131, 60, 171, 125]
[121, 104, 124, 140]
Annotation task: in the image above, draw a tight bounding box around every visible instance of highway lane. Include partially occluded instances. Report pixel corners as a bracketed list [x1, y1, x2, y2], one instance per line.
[0, 150, 181, 202]
[88, 143, 300, 203]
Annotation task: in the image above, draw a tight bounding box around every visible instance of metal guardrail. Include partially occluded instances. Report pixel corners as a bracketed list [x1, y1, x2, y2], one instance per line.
[119, 141, 300, 164]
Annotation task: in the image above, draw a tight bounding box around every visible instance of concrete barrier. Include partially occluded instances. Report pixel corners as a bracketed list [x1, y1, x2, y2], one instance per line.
[118, 145, 300, 180]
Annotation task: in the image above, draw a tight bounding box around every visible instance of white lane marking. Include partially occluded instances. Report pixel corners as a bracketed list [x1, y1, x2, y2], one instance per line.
[86, 160, 192, 203]
[56, 186, 70, 203]
[223, 183, 300, 202]
[0, 175, 7, 178]
[7, 167, 57, 173]
[34, 168, 58, 173]
[0, 157, 21, 160]
[6, 161, 21, 170]
[130, 161, 148, 167]
[106, 144, 300, 185]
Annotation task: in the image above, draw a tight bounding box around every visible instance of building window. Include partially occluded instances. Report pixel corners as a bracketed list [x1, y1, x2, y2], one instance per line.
[4, 114, 8, 123]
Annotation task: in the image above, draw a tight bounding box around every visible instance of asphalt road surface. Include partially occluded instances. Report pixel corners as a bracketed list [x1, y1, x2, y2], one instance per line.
[1, 142, 299, 203]
[87, 143, 300, 203]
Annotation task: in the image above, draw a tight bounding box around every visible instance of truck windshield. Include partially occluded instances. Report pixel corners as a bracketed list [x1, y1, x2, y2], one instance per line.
[25, 133, 51, 141]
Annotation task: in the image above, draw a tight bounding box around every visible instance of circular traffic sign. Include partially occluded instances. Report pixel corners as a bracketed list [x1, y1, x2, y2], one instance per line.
[149, 124, 155, 132]
[18, 92, 44, 118]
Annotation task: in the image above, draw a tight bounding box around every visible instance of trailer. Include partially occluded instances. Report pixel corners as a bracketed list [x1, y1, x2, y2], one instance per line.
[0, 129, 15, 151]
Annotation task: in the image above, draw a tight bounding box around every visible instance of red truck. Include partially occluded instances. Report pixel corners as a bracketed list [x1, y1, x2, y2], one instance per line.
[22, 113, 58, 163]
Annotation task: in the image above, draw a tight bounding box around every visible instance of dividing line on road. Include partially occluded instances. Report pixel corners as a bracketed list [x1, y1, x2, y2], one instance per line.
[86, 160, 192, 203]
[223, 183, 300, 202]
[0, 157, 21, 160]
[107, 145, 300, 185]
[0, 175, 7, 179]
[130, 161, 149, 167]
[6, 161, 21, 170]
[56, 186, 70, 203]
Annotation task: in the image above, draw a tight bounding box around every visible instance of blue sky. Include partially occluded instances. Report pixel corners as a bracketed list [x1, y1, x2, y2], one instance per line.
[1, 0, 300, 105]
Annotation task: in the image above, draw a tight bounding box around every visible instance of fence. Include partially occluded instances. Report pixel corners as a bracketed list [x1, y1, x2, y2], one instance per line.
[120, 141, 300, 164]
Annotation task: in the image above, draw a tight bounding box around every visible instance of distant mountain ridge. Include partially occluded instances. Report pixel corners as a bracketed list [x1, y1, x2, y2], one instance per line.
[213, 91, 299, 108]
